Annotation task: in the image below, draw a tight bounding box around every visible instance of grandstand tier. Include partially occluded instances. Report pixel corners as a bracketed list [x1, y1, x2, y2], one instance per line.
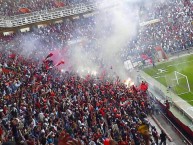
[1, 0, 193, 144]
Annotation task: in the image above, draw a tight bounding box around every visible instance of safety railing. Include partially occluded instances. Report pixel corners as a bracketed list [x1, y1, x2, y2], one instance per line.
[161, 109, 192, 145]
[0, 1, 118, 28]
[149, 92, 192, 145]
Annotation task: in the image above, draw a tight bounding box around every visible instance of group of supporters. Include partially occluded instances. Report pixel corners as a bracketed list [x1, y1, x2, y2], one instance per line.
[0, 0, 92, 16]
[126, 0, 193, 59]
[0, 46, 167, 145]
[0, 0, 191, 144]
[1, 0, 193, 60]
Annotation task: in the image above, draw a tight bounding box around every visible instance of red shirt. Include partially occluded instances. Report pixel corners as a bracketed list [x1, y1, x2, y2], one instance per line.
[0, 127, 3, 136]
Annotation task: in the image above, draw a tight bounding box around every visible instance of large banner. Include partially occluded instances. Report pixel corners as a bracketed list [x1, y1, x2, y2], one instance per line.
[124, 60, 133, 70]
[19, 7, 31, 13]
[55, 1, 65, 7]
[155, 46, 168, 61]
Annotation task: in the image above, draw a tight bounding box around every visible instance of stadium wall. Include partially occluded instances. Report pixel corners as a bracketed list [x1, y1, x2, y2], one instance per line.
[157, 99, 193, 144]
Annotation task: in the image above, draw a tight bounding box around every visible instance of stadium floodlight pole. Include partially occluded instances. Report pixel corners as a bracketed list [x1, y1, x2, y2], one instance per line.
[175, 71, 191, 92]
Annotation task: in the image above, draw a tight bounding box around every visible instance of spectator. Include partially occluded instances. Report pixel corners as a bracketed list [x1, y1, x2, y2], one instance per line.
[151, 126, 159, 145]
[159, 130, 167, 145]
[165, 100, 170, 110]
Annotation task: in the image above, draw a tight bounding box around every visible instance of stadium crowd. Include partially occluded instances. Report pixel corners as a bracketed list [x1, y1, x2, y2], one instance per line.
[139, 1, 193, 53]
[0, 11, 165, 144]
[1, 0, 193, 57]
[1, 1, 193, 61]
[0, 0, 92, 16]
[0, 0, 192, 144]
[125, 0, 193, 59]
[0, 12, 165, 145]
[0, 44, 163, 145]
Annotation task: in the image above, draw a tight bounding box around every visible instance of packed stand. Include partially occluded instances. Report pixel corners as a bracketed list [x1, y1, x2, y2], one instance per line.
[121, 0, 193, 61]
[0, 0, 92, 16]
[88, 0, 193, 62]
[0, 1, 178, 145]
[0, 17, 93, 53]
[0, 15, 110, 64]
[1, 0, 193, 57]
[0, 44, 163, 145]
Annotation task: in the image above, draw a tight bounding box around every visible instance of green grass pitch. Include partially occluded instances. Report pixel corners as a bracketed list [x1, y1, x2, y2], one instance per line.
[143, 54, 193, 106]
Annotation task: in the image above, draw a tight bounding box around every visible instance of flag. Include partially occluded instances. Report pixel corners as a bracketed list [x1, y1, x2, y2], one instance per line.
[104, 138, 110, 145]
[155, 46, 168, 60]
[140, 83, 148, 91]
[141, 54, 149, 60]
[45, 53, 54, 60]
[19, 7, 31, 13]
[138, 124, 149, 135]
[9, 54, 16, 59]
[56, 60, 65, 66]
[2, 68, 16, 74]
[55, 1, 65, 7]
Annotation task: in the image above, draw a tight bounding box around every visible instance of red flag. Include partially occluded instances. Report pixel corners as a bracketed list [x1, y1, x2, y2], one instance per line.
[55, 1, 65, 7]
[9, 54, 16, 59]
[56, 60, 65, 66]
[50, 91, 55, 96]
[45, 53, 53, 60]
[141, 54, 149, 60]
[104, 139, 110, 145]
[2, 68, 16, 74]
[140, 83, 148, 91]
[19, 7, 31, 13]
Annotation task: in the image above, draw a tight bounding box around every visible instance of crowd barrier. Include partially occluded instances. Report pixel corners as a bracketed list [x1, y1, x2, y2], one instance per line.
[160, 113, 192, 145]
[165, 110, 193, 144]
[150, 92, 193, 144]
[0, 1, 118, 28]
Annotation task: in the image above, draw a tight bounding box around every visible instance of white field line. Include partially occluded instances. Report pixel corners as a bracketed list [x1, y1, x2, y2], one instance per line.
[167, 60, 193, 67]
[173, 99, 193, 103]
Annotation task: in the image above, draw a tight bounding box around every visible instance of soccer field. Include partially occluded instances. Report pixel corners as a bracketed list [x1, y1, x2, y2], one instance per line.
[143, 54, 193, 106]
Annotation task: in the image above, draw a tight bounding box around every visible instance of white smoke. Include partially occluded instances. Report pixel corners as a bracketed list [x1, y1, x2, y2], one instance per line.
[68, 0, 140, 80]
[1, 0, 169, 81]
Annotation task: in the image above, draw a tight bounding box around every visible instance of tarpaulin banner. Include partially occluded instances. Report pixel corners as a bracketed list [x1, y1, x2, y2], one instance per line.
[19, 8, 31, 13]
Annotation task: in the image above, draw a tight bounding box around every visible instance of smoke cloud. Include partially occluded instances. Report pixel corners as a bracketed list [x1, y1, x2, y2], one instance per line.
[66, 0, 140, 80]
[1, 0, 168, 81]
